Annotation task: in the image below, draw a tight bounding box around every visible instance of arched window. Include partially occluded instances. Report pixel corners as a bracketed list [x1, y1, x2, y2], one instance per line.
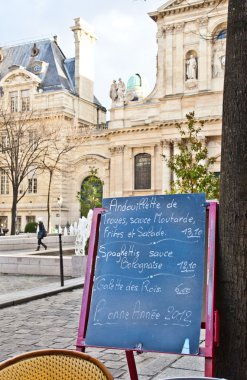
[134, 153, 151, 189]
[80, 174, 103, 217]
[216, 29, 227, 40]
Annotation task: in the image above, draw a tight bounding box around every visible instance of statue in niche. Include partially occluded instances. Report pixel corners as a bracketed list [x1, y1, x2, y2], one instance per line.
[212, 45, 226, 78]
[186, 54, 197, 80]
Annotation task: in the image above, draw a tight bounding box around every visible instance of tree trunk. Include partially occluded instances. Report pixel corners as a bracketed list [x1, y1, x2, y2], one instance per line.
[215, 1, 247, 379]
[11, 188, 18, 235]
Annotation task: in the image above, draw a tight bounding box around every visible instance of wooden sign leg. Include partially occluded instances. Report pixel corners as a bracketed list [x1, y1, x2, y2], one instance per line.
[125, 351, 138, 380]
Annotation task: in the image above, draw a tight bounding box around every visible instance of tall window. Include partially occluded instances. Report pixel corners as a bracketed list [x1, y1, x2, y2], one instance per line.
[28, 131, 37, 150]
[28, 169, 37, 193]
[10, 91, 18, 112]
[0, 216, 8, 229]
[0, 169, 9, 194]
[28, 177, 37, 193]
[1, 134, 9, 152]
[134, 153, 151, 189]
[21, 90, 30, 111]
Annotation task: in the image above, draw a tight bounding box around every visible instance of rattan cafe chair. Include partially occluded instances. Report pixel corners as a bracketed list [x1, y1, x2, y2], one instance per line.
[0, 348, 114, 380]
[163, 377, 228, 379]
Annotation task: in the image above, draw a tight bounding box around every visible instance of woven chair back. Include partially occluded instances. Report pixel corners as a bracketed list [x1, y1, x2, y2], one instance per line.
[0, 349, 113, 380]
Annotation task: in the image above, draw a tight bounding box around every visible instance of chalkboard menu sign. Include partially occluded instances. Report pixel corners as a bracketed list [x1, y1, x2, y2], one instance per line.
[85, 194, 206, 354]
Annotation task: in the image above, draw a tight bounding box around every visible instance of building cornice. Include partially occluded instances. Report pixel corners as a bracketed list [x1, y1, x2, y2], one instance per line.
[149, 0, 226, 21]
[90, 116, 222, 139]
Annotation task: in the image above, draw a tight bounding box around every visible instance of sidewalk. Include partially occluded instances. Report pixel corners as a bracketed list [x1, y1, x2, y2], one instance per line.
[0, 273, 206, 378]
[0, 274, 84, 308]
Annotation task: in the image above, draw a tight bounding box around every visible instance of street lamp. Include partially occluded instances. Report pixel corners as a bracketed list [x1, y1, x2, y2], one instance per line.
[57, 195, 63, 231]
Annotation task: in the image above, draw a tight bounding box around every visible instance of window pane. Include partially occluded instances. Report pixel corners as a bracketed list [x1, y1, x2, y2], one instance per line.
[10, 91, 18, 112]
[28, 177, 37, 193]
[0, 169, 9, 194]
[21, 90, 30, 111]
[134, 153, 151, 189]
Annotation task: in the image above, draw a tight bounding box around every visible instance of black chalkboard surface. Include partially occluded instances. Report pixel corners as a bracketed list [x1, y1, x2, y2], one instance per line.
[85, 194, 206, 354]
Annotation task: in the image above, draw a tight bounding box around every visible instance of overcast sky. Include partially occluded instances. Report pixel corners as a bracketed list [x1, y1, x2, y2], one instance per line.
[0, 0, 167, 113]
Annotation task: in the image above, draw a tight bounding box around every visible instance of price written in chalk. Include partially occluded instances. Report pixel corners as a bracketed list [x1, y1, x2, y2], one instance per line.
[181, 228, 203, 238]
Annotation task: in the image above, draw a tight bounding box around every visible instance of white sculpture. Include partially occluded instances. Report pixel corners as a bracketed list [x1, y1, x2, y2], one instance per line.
[75, 210, 93, 255]
[117, 78, 126, 101]
[109, 78, 126, 103]
[109, 80, 118, 101]
[69, 224, 75, 236]
[186, 54, 197, 80]
[73, 221, 78, 235]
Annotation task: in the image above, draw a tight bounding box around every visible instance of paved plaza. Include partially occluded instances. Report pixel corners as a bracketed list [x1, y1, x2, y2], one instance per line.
[0, 273, 205, 379]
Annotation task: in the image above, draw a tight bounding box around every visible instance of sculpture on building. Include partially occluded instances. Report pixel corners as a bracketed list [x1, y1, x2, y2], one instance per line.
[109, 78, 126, 103]
[186, 54, 197, 80]
[117, 78, 126, 101]
[212, 46, 226, 78]
[109, 80, 118, 101]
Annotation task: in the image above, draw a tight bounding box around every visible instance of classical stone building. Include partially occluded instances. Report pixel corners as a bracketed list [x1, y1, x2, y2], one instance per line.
[0, 0, 227, 233]
[0, 18, 106, 232]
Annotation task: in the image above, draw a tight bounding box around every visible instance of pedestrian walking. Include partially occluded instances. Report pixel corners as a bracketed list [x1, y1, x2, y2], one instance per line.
[35, 218, 47, 251]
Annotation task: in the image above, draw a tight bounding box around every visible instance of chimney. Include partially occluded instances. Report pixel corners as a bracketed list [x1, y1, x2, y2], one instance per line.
[71, 17, 96, 102]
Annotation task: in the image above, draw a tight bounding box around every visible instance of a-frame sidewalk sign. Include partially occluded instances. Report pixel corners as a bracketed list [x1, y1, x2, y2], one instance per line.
[76, 194, 219, 379]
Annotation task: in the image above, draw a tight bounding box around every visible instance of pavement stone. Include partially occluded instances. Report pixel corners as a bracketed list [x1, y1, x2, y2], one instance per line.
[0, 274, 207, 379]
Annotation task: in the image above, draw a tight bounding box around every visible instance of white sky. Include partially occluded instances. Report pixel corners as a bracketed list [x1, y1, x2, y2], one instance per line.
[0, 0, 167, 113]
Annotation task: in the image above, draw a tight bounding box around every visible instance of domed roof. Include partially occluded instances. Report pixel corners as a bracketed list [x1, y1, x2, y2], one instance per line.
[127, 73, 142, 90]
[126, 73, 149, 101]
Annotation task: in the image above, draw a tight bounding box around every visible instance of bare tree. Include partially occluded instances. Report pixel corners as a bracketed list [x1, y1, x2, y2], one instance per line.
[40, 127, 80, 231]
[215, 0, 247, 378]
[0, 109, 53, 234]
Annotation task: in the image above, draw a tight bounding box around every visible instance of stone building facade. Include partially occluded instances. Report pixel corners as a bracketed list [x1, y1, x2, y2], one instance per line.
[0, 0, 227, 232]
[0, 18, 106, 232]
[106, 0, 227, 197]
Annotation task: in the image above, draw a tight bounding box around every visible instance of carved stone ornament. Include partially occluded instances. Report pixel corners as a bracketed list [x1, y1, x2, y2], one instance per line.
[109, 146, 125, 155]
[174, 22, 185, 33]
[82, 158, 96, 165]
[185, 78, 198, 89]
[198, 17, 208, 28]
[5, 73, 30, 85]
[163, 24, 174, 34]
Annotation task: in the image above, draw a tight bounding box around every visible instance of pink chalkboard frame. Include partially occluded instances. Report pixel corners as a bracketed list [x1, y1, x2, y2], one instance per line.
[76, 202, 219, 379]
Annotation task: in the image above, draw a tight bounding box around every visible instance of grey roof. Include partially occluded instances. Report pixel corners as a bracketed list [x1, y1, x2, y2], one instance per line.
[0, 38, 104, 108]
[0, 39, 74, 92]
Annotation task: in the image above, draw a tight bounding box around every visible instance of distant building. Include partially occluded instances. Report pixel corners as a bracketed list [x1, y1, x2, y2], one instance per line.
[0, 0, 226, 233]
[107, 0, 225, 197]
[0, 18, 106, 232]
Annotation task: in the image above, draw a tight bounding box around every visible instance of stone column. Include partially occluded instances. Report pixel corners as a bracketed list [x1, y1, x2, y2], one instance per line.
[109, 146, 125, 197]
[164, 25, 174, 96]
[174, 23, 185, 94]
[173, 138, 181, 183]
[161, 140, 172, 192]
[156, 23, 166, 98]
[198, 17, 209, 91]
